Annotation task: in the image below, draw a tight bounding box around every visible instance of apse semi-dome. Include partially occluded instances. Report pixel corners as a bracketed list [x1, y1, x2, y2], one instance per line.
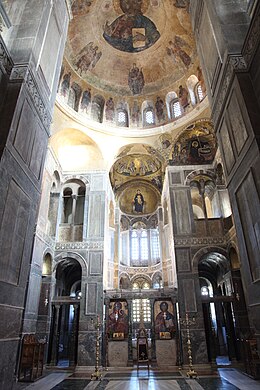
[58, 0, 207, 128]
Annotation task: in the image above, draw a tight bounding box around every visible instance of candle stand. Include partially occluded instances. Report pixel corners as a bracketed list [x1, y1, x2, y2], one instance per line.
[91, 316, 102, 381]
[179, 313, 197, 379]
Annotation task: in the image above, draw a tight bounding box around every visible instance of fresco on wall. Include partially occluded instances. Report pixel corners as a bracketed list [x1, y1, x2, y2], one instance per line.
[107, 300, 128, 339]
[128, 64, 145, 95]
[73, 42, 102, 75]
[173, 0, 190, 10]
[167, 36, 191, 68]
[115, 155, 161, 177]
[169, 120, 217, 165]
[178, 84, 189, 109]
[103, 0, 160, 53]
[154, 300, 175, 339]
[131, 101, 141, 126]
[65, 0, 197, 101]
[105, 97, 115, 121]
[155, 96, 165, 122]
[60, 73, 71, 97]
[119, 184, 159, 215]
[71, 0, 93, 16]
[133, 189, 145, 213]
[80, 88, 92, 113]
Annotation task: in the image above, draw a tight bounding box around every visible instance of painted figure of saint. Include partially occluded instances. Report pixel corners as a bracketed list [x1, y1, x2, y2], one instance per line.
[133, 189, 144, 213]
[74, 42, 102, 75]
[60, 72, 71, 97]
[103, 0, 160, 53]
[155, 301, 175, 336]
[107, 301, 128, 336]
[105, 97, 115, 122]
[128, 63, 145, 95]
[155, 96, 165, 122]
[167, 37, 191, 68]
[80, 88, 91, 113]
[178, 85, 189, 110]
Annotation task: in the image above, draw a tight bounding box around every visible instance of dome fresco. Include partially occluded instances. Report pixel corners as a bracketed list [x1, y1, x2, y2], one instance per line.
[58, 0, 206, 128]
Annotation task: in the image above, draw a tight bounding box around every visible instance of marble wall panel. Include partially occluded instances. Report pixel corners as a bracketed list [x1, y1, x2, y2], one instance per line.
[176, 248, 191, 272]
[198, 4, 221, 91]
[87, 193, 105, 238]
[156, 339, 177, 366]
[227, 89, 248, 155]
[108, 341, 128, 367]
[0, 179, 31, 285]
[170, 172, 182, 185]
[0, 340, 19, 389]
[29, 120, 48, 180]
[235, 170, 260, 280]
[91, 175, 104, 191]
[85, 283, 97, 314]
[183, 279, 197, 312]
[13, 99, 35, 164]
[171, 188, 193, 235]
[39, 7, 62, 91]
[219, 119, 235, 175]
[0, 305, 23, 339]
[89, 252, 103, 275]
[78, 331, 96, 366]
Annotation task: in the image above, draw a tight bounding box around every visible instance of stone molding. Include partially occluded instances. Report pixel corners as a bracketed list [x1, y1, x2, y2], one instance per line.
[25, 70, 52, 129]
[55, 241, 104, 250]
[0, 34, 52, 129]
[9, 64, 28, 81]
[0, 35, 12, 75]
[119, 263, 161, 275]
[174, 236, 225, 246]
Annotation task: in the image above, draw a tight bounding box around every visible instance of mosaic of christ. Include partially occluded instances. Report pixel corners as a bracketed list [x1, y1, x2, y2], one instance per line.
[103, 0, 160, 52]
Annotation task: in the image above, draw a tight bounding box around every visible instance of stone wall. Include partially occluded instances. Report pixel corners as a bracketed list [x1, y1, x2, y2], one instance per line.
[0, 1, 70, 387]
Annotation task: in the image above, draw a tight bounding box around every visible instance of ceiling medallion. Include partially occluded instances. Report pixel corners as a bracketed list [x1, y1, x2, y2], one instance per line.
[113, 0, 149, 14]
[104, 0, 159, 53]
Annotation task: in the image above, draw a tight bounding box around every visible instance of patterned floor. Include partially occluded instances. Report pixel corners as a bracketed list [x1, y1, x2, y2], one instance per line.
[15, 369, 260, 390]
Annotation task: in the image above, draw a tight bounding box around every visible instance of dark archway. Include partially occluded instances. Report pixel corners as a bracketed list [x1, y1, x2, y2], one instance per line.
[48, 259, 82, 367]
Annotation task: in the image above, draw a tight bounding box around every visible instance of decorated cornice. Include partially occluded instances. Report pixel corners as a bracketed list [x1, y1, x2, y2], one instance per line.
[119, 263, 161, 275]
[174, 236, 225, 246]
[25, 70, 52, 130]
[55, 241, 104, 250]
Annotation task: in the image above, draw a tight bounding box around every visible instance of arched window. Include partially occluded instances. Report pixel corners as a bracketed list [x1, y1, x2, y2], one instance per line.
[75, 186, 85, 224]
[62, 188, 73, 223]
[130, 228, 149, 265]
[171, 99, 182, 119]
[150, 228, 160, 264]
[196, 83, 205, 102]
[117, 109, 128, 127]
[143, 107, 155, 126]
[132, 299, 151, 323]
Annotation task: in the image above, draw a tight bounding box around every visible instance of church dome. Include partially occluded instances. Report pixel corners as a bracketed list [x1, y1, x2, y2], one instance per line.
[58, 0, 207, 130]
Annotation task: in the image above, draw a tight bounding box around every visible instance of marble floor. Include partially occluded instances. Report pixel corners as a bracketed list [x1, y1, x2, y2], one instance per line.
[14, 368, 260, 390]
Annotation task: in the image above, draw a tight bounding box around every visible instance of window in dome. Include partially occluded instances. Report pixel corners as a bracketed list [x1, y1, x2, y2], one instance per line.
[171, 100, 182, 118]
[144, 108, 155, 126]
[150, 228, 160, 264]
[117, 109, 128, 127]
[197, 83, 205, 102]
